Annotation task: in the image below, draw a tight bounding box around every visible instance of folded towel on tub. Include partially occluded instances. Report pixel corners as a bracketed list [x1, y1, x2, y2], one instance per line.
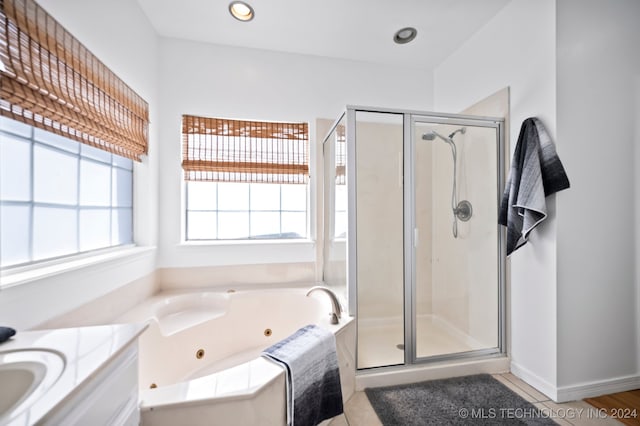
[262, 324, 343, 426]
[499, 117, 570, 255]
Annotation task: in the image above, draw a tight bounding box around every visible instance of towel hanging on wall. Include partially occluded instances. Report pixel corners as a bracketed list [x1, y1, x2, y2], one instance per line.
[499, 117, 570, 256]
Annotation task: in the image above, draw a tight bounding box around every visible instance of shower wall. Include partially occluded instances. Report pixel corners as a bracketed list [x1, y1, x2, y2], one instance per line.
[414, 136, 433, 318]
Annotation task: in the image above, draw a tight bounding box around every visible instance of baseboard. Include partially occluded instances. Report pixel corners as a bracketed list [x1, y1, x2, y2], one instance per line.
[511, 361, 640, 403]
[556, 374, 640, 403]
[510, 361, 557, 401]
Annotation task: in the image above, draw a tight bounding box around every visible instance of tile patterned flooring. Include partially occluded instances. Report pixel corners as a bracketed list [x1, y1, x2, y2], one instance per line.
[330, 373, 624, 425]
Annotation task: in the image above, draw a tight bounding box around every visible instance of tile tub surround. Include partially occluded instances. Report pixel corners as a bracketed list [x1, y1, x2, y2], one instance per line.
[0, 323, 146, 425]
[117, 287, 355, 425]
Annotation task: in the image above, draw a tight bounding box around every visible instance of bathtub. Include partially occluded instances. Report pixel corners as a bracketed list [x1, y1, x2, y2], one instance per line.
[117, 286, 355, 426]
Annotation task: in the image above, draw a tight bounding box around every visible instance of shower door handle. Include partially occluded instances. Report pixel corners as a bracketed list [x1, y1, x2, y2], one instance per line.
[414, 228, 419, 247]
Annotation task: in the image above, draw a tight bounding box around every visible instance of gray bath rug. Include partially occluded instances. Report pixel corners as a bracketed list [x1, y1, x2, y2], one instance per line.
[364, 374, 556, 425]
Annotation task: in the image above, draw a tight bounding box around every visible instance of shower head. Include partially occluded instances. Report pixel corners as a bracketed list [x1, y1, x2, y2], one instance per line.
[422, 130, 452, 146]
[422, 127, 466, 144]
[422, 132, 437, 141]
[448, 127, 466, 139]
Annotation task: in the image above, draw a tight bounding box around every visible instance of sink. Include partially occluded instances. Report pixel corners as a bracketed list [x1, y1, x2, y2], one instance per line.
[0, 349, 65, 423]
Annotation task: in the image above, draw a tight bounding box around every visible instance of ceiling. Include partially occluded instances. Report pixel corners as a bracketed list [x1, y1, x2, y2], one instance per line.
[136, 0, 511, 70]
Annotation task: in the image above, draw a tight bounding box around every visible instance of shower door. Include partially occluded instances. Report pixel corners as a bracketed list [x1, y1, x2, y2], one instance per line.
[407, 116, 504, 363]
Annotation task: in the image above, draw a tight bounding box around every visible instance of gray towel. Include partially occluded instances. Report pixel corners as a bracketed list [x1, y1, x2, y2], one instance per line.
[499, 117, 570, 255]
[0, 326, 15, 343]
[262, 324, 343, 426]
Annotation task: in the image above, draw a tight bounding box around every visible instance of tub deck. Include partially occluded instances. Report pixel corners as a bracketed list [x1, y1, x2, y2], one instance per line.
[116, 286, 356, 426]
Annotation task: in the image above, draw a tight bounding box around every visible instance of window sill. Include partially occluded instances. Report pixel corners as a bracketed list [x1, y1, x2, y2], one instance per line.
[0, 246, 156, 290]
[180, 239, 315, 247]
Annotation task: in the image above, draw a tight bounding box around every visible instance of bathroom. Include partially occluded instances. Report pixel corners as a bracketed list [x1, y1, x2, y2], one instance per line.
[1, 0, 639, 424]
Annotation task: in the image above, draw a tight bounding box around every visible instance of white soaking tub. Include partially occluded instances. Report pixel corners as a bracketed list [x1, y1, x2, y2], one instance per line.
[117, 286, 355, 426]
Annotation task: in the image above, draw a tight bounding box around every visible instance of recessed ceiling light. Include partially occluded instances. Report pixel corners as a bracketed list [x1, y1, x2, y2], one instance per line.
[229, 1, 254, 22]
[394, 27, 417, 44]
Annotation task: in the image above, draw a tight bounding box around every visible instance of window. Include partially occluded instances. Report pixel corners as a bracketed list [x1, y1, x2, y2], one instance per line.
[186, 182, 307, 240]
[182, 115, 309, 240]
[0, 0, 147, 268]
[334, 125, 347, 238]
[0, 118, 134, 268]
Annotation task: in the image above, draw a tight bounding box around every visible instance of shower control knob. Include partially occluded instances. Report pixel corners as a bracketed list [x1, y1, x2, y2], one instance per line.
[454, 200, 473, 222]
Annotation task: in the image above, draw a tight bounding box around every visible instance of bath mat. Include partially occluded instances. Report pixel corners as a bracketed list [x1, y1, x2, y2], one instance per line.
[364, 374, 556, 425]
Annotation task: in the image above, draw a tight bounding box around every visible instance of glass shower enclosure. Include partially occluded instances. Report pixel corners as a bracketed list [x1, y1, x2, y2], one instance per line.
[322, 106, 505, 370]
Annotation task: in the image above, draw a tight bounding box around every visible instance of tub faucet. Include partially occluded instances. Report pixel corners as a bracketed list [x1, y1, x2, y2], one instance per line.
[306, 286, 342, 324]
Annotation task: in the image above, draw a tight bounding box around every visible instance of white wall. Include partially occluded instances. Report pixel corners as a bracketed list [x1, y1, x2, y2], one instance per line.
[156, 38, 433, 274]
[435, 0, 640, 401]
[0, 0, 160, 330]
[434, 0, 559, 397]
[555, 0, 640, 397]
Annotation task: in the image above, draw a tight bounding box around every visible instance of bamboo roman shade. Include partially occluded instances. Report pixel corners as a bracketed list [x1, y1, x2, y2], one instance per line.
[0, 0, 149, 161]
[335, 124, 346, 185]
[182, 115, 309, 184]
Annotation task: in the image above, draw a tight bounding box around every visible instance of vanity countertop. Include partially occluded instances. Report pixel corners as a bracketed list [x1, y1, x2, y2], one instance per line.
[0, 323, 146, 426]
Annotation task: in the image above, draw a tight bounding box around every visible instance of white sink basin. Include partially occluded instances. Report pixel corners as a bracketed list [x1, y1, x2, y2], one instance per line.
[0, 349, 65, 423]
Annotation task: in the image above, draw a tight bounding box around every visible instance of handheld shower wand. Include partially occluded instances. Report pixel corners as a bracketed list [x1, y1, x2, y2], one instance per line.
[448, 128, 466, 139]
[421, 127, 472, 238]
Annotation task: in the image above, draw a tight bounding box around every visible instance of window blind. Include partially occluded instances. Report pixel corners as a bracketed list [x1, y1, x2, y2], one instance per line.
[0, 0, 149, 161]
[182, 115, 309, 184]
[335, 124, 346, 185]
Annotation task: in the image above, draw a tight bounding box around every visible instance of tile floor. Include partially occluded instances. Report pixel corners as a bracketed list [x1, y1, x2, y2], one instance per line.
[330, 373, 623, 425]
